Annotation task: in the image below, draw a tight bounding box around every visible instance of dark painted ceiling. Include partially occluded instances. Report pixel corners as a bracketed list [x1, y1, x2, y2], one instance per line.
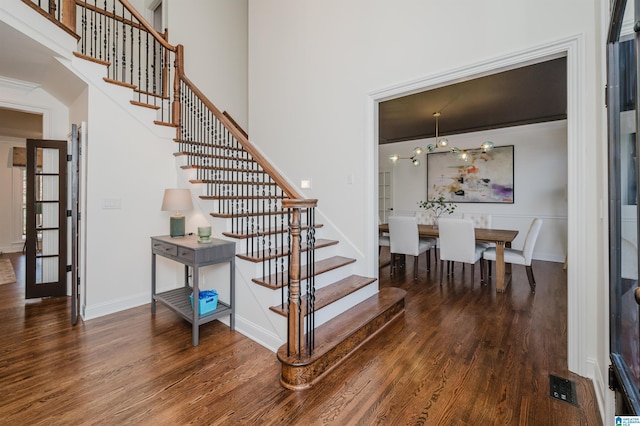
[378, 57, 567, 144]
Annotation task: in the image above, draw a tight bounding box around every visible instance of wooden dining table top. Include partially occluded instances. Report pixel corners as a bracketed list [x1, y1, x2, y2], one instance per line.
[379, 223, 519, 244]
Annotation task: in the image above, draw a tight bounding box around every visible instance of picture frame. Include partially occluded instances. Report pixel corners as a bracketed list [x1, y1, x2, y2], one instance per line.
[427, 145, 514, 203]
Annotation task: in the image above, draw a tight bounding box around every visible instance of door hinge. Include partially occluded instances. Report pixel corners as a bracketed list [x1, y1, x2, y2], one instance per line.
[66, 265, 72, 272]
[67, 154, 73, 162]
[67, 210, 72, 217]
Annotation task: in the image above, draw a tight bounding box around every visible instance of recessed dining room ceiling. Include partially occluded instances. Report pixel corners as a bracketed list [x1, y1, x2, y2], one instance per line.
[378, 57, 567, 144]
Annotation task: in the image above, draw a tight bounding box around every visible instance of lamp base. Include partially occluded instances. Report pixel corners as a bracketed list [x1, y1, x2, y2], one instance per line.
[170, 215, 185, 238]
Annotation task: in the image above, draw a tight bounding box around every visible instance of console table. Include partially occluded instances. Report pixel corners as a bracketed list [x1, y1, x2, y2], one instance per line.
[151, 235, 235, 346]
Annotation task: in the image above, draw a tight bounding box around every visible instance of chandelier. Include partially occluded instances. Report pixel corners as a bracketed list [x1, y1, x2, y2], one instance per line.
[389, 112, 494, 167]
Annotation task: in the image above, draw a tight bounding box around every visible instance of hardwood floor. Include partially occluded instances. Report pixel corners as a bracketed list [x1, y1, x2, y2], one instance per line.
[0, 250, 602, 425]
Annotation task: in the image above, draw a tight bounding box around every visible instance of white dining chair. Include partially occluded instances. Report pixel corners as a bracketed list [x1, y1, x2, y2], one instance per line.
[388, 216, 433, 280]
[462, 212, 492, 229]
[463, 212, 493, 275]
[438, 218, 486, 285]
[483, 218, 542, 292]
[415, 210, 438, 263]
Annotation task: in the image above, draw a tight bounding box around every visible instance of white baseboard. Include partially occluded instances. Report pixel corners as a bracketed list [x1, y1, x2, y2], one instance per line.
[584, 356, 608, 425]
[81, 293, 283, 354]
[82, 293, 149, 321]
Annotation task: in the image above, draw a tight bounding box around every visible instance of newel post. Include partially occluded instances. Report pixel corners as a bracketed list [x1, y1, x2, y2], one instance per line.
[282, 198, 318, 358]
[61, 0, 76, 32]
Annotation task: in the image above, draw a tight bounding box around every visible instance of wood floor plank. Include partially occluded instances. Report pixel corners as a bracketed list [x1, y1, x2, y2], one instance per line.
[0, 251, 602, 425]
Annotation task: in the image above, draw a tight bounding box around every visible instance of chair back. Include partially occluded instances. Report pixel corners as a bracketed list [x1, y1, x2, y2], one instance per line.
[415, 210, 436, 225]
[462, 212, 491, 229]
[522, 218, 543, 264]
[438, 218, 477, 263]
[388, 216, 420, 256]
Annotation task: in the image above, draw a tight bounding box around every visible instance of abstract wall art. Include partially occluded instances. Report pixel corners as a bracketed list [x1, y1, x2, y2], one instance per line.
[427, 145, 514, 204]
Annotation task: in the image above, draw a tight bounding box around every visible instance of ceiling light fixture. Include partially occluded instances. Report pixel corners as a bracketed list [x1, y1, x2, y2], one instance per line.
[389, 112, 495, 165]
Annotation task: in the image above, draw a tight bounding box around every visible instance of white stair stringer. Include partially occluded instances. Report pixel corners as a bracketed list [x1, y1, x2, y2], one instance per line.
[65, 54, 176, 140]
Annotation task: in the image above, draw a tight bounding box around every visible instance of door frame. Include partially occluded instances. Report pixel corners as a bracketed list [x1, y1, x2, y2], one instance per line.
[367, 35, 586, 374]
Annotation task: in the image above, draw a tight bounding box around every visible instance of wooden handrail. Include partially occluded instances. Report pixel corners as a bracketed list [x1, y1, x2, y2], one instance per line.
[179, 74, 304, 200]
[223, 111, 248, 139]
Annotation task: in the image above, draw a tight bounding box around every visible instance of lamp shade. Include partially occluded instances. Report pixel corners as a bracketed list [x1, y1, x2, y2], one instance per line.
[161, 189, 193, 237]
[161, 188, 193, 212]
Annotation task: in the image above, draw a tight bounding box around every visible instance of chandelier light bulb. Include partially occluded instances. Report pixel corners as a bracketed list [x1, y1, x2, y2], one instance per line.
[412, 158, 420, 167]
[438, 137, 448, 148]
[389, 154, 399, 163]
[481, 141, 495, 152]
[413, 147, 423, 156]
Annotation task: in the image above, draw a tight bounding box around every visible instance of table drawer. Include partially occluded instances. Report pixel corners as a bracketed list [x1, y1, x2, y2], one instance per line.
[152, 240, 177, 256]
[178, 247, 195, 263]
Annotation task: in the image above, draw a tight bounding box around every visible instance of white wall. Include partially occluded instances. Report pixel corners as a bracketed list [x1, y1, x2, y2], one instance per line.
[248, 0, 606, 421]
[379, 121, 568, 262]
[166, 0, 248, 129]
[80, 83, 178, 318]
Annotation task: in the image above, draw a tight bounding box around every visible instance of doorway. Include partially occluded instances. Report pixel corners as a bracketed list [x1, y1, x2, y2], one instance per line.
[370, 36, 586, 376]
[25, 138, 67, 299]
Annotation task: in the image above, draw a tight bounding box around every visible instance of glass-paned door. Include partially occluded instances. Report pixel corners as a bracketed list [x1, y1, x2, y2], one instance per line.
[25, 139, 67, 299]
[608, 0, 640, 415]
[378, 171, 393, 223]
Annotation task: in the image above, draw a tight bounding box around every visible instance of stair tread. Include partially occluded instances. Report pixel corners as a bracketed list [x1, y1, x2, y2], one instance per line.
[174, 140, 245, 152]
[175, 151, 258, 162]
[130, 100, 161, 110]
[211, 210, 287, 219]
[190, 179, 275, 185]
[201, 194, 288, 201]
[252, 255, 356, 289]
[181, 164, 265, 173]
[277, 287, 406, 365]
[269, 275, 376, 316]
[237, 239, 338, 263]
[223, 223, 323, 240]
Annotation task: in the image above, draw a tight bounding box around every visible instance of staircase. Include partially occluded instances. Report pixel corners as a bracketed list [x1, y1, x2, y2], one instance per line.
[20, 0, 406, 389]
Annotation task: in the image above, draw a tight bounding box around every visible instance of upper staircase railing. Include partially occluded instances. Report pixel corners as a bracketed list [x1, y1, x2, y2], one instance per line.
[21, 0, 318, 359]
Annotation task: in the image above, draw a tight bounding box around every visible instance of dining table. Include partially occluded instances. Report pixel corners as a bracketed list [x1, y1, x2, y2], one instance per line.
[379, 223, 519, 292]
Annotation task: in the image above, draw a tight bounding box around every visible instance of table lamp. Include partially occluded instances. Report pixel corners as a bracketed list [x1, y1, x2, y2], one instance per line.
[161, 188, 193, 237]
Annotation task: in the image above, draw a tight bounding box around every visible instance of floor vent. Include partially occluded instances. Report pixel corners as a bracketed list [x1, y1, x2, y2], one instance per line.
[549, 374, 578, 406]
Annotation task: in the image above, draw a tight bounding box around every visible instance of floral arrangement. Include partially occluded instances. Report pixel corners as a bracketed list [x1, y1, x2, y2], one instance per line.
[417, 195, 456, 221]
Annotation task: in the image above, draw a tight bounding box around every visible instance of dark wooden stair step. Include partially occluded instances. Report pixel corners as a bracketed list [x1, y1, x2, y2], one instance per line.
[153, 120, 177, 128]
[223, 223, 323, 240]
[174, 139, 246, 152]
[210, 210, 287, 219]
[269, 275, 376, 316]
[73, 51, 110, 66]
[103, 76, 135, 89]
[174, 151, 258, 163]
[252, 255, 356, 289]
[130, 100, 160, 110]
[200, 194, 288, 201]
[236, 239, 338, 263]
[190, 179, 275, 186]
[277, 286, 406, 390]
